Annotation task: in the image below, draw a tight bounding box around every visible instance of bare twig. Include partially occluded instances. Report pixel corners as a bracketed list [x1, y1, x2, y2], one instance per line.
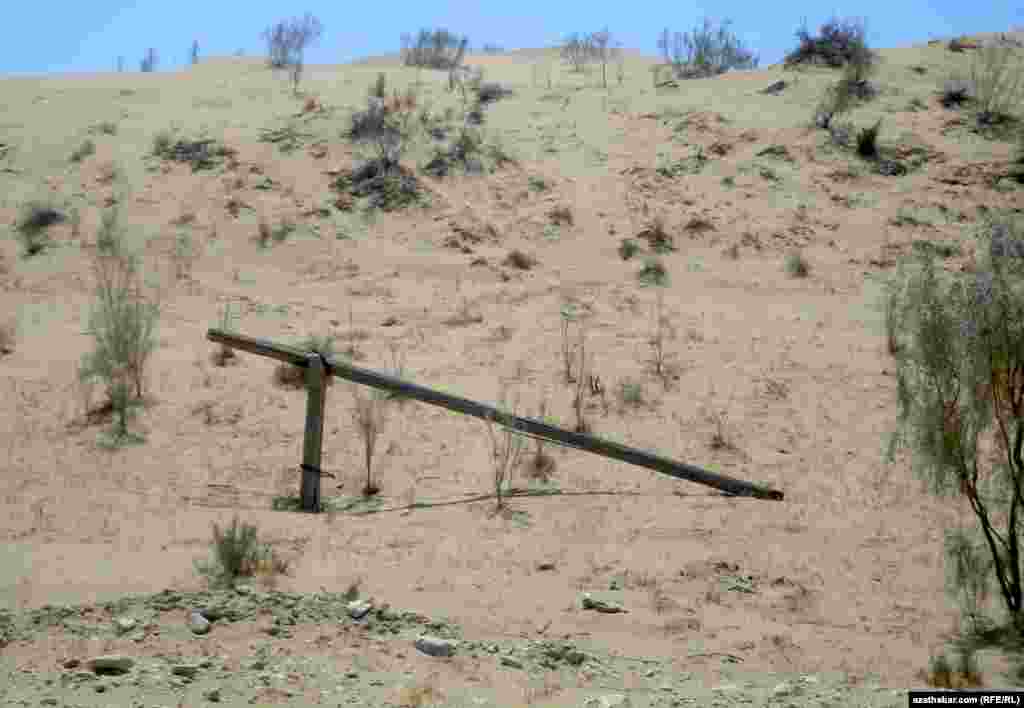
[352, 384, 387, 495]
[484, 378, 525, 511]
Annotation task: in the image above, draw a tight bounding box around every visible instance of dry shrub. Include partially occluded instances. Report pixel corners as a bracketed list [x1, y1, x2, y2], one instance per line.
[352, 384, 387, 496]
[548, 205, 574, 226]
[503, 249, 537, 270]
[784, 16, 877, 70]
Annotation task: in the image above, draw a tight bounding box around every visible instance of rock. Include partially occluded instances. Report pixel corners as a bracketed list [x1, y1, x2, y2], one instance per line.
[204, 687, 222, 702]
[414, 635, 457, 658]
[62, 658, 80, 669]
[584, 695, 633, 708]
[112, 617, 136, 635]
[85, 655, 134, 675]
[761, 80, 787, 95]
[189, 610, 211, 635]
[581, 594, 628, 614]
[347, 600, 373, 619]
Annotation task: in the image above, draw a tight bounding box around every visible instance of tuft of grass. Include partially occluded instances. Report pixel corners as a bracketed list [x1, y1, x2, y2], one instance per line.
[70, 139, 96, 163]
[15, 201, 65, 257]
[907, 97, 927, 112]
[941, 78, 975, 109]
[527, 175, 549, 192]
[152, 130, 173, 158]
[334, 161, 424, 213]
[259, 123, 315, 154]
[548, 205, 574, 227]
[256, 218, 295, 248]
[92, 121, 118, 136]
[95, 208, 121, 255]
[618, 238, 640, 260]
[618, 378, 646, 409]
[476, 81, 513, 105]
[856, 119, 883, 159]
[783, 250, 811, 278]
[921, 648, 984, 689]
[649, 290, 678, 385]
[708, 407, 735, 451]
[151, 130, 236, 172]
[814, 79, 856, 130]
[639, 215, 676, 254]
[912, 240, 962, 259]
[171, 230, 199, 286]
[193, 516, 288, 589]
[397, 678, 443, 708]
[638, 258, 669, 287]
[210, 302, 240, 367]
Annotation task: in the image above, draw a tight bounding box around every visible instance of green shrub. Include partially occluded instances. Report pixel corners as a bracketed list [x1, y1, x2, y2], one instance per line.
[528, 175, 548, 192]
[70, 139, 96, 163]
[886, 217, 1024, 633]
[638, 258, 669, 286]
[15, 201, 65, 257]
[77, 209, 160, 445]
[618, 238, 640, 260]
[193, 516, 279, 588]
[784, 250, 810, 277]
[857, 119, 883, 159]
[256, 218, 295, 248]
[152, 130, 173, 157]
[618, 378, 646, 408]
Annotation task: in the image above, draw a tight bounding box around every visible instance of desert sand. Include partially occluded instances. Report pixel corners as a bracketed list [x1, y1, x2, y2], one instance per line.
[1, 28, 1023, 707]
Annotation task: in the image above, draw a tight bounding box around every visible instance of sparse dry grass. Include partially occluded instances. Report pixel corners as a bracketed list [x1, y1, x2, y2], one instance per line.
[919, 648, 985, 689]
[352, 383, 387, 496]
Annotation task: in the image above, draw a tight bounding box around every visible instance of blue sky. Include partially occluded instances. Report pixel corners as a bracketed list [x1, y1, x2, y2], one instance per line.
[3, 0, 1022, 75]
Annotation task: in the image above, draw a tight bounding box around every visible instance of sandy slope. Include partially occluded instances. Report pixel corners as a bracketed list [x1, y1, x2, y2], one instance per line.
[1, 30, 1023, 704]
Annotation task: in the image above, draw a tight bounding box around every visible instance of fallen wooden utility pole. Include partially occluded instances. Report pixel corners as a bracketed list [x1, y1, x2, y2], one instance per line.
[206, 329, 785, 511]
